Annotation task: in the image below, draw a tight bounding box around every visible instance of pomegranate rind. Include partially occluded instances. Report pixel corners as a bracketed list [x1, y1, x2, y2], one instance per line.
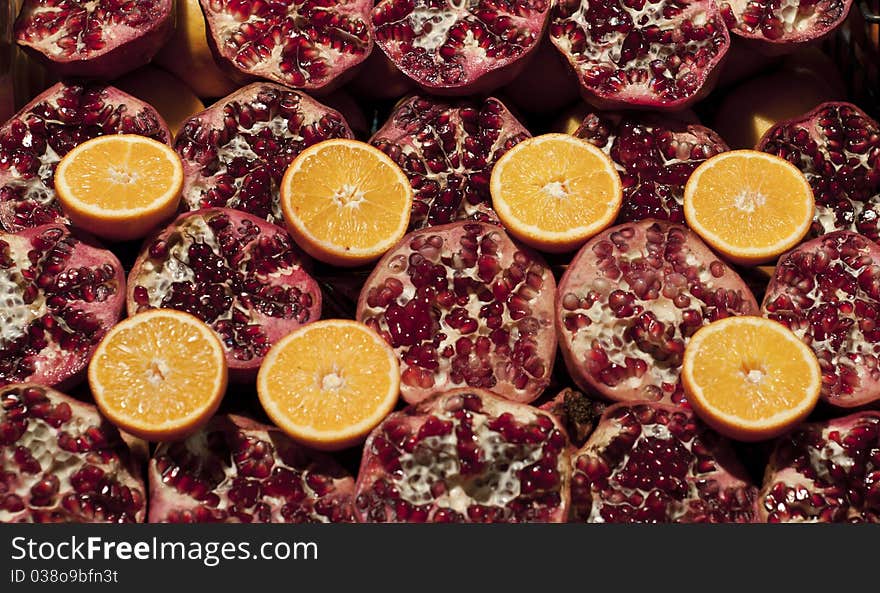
[356, 220, 557, 405]
[126, 207, 322, 381]
[756, 411, 880, 522]
[353, 388, 572, 523]
[549, 0, 731, 111]
[370, 0, 552, 95]
[147, 414, 356, 523]
[574, 111, 729, 224]
[761, 231, 880, 407]
[556, 219, 759, 403]
[0, 82, 172, 233]
[720, 0, 853, 49]
[369, 95, 531, 230]
[199, 0, 373, 93]
[0, 383, 147, 523]
[571, 401, 757, 523]
[14, 0, 174, 80]
[0, 224, 126, 390]
[174, 83, 354, 226]
[756, 102, 880, 241]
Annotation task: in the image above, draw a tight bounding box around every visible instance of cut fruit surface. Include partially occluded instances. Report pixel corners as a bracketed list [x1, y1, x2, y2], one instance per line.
[88, 309, 228, 442]
[683, 150, 814, 265]
[54, 134, 183, 241]
[257, 319, 400, 451]
[281, 139, 413, 266]
[682, 316, 821, 442]
[490, 134, 622, 253]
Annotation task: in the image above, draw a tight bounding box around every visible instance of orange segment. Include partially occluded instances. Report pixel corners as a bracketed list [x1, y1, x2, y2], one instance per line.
[683, 150, 814, 265]
[88, 309, 227, 442]
[280, 139, 413, 267]
[490, 133, 622, 253]
[682, 316, 821, 442]
[257, 319, 400, 451]
[55, 134, 183, 241]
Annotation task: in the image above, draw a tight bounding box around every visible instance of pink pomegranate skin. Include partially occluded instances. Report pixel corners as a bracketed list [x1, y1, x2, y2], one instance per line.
[571, 402, 757, 523]
[354, 388, 571, 523]
[148, 415, 356, 523]
[556, 219, 758, 404]
[762, 231, 880, 408]
[1, 383, 146, 523]
[0, 224, 126, 390]
[757, 411, 880, 523]
[127, 208, 322, 382]
[14, 0, 174, 80]
[0, 81, 172, 233]
[357, 221, 557, 406]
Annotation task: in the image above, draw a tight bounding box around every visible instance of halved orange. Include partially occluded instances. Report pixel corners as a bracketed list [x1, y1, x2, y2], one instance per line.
[683, 150, 814, 265]
[55, 134, 183, 241]
[280, 139, 413, 267]
[257, 319, 400, 451]
[88, 309, 227, 442]
[682, 316, 821, 442]
[490, 133, 622, 253]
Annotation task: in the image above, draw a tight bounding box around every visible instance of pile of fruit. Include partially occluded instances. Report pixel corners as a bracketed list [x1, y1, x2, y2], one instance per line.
[1, 0, 880, 524]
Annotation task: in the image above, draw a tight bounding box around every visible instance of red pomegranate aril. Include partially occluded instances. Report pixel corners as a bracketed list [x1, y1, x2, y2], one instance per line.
[575, 112, 729, 223]
[762, 231, 880, 407]
[354, 388, 571, 523]
[199, 0, 372, 92]
[550, 0, 730, 110]
[557, 220, 758, 404]
[1, 384, 146, 523]
[0, 82, 171, 233]
[757, 102, 880, 240]
[371, 96, 529, 230]
[14, 0, 174, 79]
[149, 415, 355, 523]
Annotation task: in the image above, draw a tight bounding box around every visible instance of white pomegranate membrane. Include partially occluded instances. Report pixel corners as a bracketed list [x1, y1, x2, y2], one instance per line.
[0, 384, 146, 523]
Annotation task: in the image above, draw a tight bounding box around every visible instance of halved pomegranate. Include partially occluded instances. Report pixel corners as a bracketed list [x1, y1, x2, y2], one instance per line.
[175, 83, 354, 225]
[557, 219, 759, 404]
[762, 231, 880, 408]
[354, 388, 571, 522]
[357, 221, 556, 405]
[574, 112, 729, 224]
[757, 102, 880, 240]
[0, 224, 125, 389]
[199, 0, 373, 93]
[127, 208, 322, 381]
[14, 0, 174, 79]
[571, 401, 757, 522]
[371, 0, 551, 95]
[549, 0, 731, 110]
[370, 95, 530, 230]
[1, 383, 146, 523]
[720, 0, 852, 49]
[149, 415, 355, 523]
[757, 411, 880, 522]
[0, 81, 171, 233]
